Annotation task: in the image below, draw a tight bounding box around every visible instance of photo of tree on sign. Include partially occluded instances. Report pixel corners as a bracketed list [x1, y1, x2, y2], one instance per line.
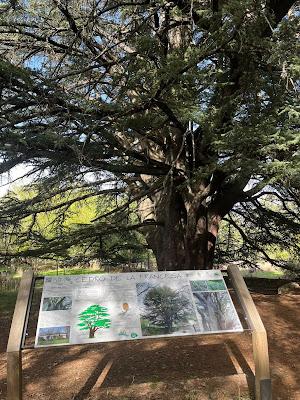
[190, 280, 226, 292]
[192, 291, 242, 332]
[77, 305, 111, 338]
[42, 296, 72, 311]
[136, 282, 199, 336]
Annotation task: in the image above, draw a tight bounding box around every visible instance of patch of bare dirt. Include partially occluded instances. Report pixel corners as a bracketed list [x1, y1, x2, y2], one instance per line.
[1, 293, 300, 400]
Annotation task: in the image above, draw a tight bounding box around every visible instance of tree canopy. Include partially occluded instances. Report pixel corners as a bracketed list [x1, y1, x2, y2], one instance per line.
[0, 0, 299, 270]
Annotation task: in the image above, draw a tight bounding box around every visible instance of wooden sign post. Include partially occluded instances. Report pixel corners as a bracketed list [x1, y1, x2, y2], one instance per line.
[7, 270, 34, 400]
[227, 265, 272, 400]
[7, 267, 271, 400]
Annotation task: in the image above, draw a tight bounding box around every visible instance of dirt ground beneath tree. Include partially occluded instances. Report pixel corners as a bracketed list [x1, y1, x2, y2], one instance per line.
[0, 293, 299, 400]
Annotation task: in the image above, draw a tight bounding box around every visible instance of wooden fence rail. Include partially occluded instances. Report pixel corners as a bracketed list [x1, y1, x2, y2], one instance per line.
[227, 265, 272, 400]
[7, 270, 34, 400]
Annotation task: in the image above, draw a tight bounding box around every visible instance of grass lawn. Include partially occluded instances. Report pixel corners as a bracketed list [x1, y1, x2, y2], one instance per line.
[241, 270, 284, 279]
[37, 337, 69, 346]
[38, 267, 104, 276]
[0, 291, 17, 315]
[7, 266, 105, 279]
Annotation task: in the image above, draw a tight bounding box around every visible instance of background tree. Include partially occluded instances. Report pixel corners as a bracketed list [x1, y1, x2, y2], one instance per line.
[0, 185, 149, 266]
[0, 0, 299, 270]
[77, 304, 111, 338]
[142, 286, 193, 334]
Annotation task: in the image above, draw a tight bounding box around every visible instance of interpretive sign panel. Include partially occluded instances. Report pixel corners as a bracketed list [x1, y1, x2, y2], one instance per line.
[35, 270, 242, 347]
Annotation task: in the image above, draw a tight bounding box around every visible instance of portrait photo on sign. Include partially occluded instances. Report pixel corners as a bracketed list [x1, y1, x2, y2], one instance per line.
[136, 281, 199, 337]
[190, 281, 242, 332]
[42, 296, 72, 311]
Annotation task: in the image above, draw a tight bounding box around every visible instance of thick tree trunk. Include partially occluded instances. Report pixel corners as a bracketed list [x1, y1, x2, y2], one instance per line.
[141, 189, 221, 271]
[144, 191, 186, 270]
[138, 10, 222, 271]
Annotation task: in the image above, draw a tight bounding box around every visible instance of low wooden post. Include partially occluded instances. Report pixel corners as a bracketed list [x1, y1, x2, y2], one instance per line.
[227, 265, 271, 400]
[7, 270, 34, 400]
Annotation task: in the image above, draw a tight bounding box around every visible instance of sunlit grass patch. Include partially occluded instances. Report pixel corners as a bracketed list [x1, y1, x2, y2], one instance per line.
[242, 270, 284, 279]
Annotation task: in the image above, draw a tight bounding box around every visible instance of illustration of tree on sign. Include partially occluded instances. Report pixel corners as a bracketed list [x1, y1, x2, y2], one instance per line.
[77, 305, 111, 338]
